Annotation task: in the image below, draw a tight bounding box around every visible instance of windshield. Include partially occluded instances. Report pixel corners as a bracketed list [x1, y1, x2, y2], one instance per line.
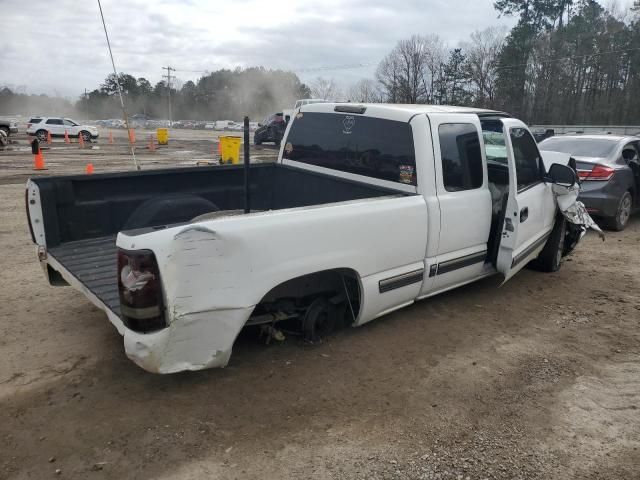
[539, 137, 618, 158]
[283, 112, 417, 186]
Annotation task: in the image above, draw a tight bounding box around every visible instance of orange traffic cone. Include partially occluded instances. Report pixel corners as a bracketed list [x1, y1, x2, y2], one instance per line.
[33, 151, 47, 170]
[46, 130, 52, 145]
[78, 132, 85, 148]
[128, 129, 136, 144]
[108, 131, 114, 144]
[148, 134, 156, 152]
[64, 130, 70, 144]
[85, 163, 94, 174]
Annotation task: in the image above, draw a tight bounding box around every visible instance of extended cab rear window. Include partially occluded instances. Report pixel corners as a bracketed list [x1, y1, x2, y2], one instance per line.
[283, 112, 417, 186]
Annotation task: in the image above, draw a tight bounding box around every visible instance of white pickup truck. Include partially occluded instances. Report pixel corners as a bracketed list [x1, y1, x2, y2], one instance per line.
[26, 103, 596, 373]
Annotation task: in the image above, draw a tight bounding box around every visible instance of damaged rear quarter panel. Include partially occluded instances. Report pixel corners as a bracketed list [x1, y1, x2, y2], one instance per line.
[116, 196, 428, 369]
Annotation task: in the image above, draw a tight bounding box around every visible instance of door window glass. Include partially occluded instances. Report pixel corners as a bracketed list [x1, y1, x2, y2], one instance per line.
[510, 128, 543, 190]
[45, 118, 63, 125]
[438, 123, 483, 191]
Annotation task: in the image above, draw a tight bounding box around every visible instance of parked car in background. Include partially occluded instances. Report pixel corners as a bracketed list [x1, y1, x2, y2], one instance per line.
[539, 134, 639, 230]
[214, 120, 235, 131]
[532, 128, 555, 143]
[27, 117, 99, 142]
[0, 118, 18, 137]
[283, 98, 328, 123]
[254, 113, 286, 145]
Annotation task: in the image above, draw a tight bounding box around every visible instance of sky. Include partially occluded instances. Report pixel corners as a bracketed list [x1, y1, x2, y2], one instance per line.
[0, 0, 633, 98]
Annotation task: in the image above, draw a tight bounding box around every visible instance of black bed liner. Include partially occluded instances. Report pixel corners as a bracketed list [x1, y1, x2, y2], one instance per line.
[48, 236, 120, 317]
[34, 163, 413, 313]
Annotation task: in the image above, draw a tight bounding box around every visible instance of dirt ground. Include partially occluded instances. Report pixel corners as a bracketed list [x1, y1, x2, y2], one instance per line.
[0, 128, 639, 480]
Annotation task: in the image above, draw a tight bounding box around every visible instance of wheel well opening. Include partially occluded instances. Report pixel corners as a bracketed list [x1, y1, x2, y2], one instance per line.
[252, 268, 362, 326]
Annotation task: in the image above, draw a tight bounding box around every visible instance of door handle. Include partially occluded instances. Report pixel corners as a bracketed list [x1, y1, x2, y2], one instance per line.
[520, 207, 529, 223]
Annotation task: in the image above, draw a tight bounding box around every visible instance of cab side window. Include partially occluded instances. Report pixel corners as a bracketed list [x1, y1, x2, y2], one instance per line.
[510, 128, 543, 191]
[438, 123, 483, 192]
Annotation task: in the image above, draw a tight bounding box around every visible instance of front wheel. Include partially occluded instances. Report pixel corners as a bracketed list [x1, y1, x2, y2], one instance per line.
[80, 130, 92, 143]
[533, 216, 566, 273]
[603, 191, 632, 231]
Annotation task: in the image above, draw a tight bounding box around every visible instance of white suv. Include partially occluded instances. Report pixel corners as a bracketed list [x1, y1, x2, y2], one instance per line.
[27, 117, 99, 142]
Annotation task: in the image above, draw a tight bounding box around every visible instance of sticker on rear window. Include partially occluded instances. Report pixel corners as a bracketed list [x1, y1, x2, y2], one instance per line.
[399, 165, 414, 184]
[296, 112, 303, 119]
[284, 142, 293, 154]
[342, 115, 355, 134]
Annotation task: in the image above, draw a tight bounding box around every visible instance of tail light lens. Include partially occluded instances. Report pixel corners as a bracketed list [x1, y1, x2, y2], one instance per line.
[118, 249, 166, 333]
[577, 164, 614, 181]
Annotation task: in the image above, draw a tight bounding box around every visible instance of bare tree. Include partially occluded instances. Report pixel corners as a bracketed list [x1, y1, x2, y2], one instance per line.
[462, 26, 507, 108]
[347, 79, 383, 102]
[422, 35, 447, 104]
[310, 77, 341, 101]
[376, 35, 447, 103]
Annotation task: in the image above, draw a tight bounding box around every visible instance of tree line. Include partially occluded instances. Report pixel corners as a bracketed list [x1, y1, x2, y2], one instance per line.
[72, 68, 311, 121]
[364, 0, 640, 124]
[1, 0, 639, 124]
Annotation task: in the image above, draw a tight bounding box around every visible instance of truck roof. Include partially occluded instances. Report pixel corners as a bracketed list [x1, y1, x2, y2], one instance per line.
[300, 102, 507, 123]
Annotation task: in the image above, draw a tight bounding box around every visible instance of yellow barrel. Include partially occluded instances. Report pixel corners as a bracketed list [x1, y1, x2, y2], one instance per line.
[156, 128, 169, 145]
[219, 136, 242, 164]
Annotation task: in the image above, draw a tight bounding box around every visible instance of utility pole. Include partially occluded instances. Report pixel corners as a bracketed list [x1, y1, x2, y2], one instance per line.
[84, 88, 89, 120]
[162, 66, 175, 126]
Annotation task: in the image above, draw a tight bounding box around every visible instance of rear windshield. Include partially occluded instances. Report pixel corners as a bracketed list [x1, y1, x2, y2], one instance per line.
[29, 118, 42, 124]
[283, 112, 416, 186]
[539, 137, 618, 158]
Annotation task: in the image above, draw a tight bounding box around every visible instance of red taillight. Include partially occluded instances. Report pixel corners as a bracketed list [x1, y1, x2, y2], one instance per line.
[578, 164, 614, 181]
[27, 123, 32, 129]
[117, 249, 166, 333]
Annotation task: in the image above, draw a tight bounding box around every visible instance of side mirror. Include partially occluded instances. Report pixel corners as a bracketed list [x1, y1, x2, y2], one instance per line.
[257, 123, 262, 127]
[548, 163, 577, 188]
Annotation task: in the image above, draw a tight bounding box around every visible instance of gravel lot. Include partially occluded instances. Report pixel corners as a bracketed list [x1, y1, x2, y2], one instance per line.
[0, 128, 639, 479]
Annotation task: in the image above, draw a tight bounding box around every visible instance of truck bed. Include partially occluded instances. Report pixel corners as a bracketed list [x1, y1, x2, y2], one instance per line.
[30, 163, 413, 320]
[48, 236, 120, 317]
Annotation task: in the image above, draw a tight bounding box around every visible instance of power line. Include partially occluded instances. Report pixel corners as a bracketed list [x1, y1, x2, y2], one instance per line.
[162, 45, 640, 83]
[97, 0, 139, 171]
[495, 46, 640, 70]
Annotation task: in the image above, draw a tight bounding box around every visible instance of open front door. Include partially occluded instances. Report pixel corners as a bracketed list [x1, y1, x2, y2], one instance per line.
[495, 118, 556, 282]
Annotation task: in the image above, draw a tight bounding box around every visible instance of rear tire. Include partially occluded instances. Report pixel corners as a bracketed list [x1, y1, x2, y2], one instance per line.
[534, 215, 566, 273]
[0, 127, 9, 137]
[36, 129, 48, 142]
[602, 191, 632, 231]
